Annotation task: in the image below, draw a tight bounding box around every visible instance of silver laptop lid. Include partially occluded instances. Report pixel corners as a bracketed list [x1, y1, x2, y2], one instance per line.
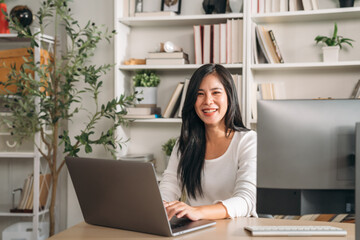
[66, 156, 172, 236]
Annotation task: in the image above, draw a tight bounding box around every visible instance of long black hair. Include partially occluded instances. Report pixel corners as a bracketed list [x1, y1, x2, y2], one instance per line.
[177, 64, 248, 199]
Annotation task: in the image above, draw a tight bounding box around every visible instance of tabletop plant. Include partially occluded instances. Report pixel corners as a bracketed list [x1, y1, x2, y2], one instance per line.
[132, 70, 160, 87]
[162, 137, 177, 157]
[314, 22, 354, 49]
[0, 0, 136, 236]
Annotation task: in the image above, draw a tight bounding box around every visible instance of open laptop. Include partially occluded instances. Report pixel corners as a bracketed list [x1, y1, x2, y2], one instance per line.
[66, 156, 216, 237]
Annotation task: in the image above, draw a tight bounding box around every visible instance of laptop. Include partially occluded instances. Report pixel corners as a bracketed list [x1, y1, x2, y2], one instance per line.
[66, 156, 216, 237]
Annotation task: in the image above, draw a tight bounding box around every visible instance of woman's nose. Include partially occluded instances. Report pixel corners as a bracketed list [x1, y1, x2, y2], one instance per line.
[204, 94, 214, 104]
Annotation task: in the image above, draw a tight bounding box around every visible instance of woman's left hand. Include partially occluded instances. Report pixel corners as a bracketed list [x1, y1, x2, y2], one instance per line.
[163, 200, 202, 221]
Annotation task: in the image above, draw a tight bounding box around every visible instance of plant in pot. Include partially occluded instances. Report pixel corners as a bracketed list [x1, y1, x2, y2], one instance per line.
[161, 137, 177, 171]
[132, 70, 160, 106]
[0, 0, 136, 236]
[314, 22, 354, 62]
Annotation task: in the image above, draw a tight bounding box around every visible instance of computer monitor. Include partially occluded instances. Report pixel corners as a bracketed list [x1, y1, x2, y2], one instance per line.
[355, 122, 359, 239]
[257, 99, 360, 190]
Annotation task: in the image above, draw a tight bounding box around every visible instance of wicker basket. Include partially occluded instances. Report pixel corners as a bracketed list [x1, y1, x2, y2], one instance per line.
[0, 48, 51, 94]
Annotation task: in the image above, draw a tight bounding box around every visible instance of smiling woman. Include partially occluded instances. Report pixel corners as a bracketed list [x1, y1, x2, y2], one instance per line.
[159, 64, 257, 221]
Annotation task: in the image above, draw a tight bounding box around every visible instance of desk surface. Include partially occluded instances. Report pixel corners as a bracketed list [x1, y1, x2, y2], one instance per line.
[50, 217, 354, 240]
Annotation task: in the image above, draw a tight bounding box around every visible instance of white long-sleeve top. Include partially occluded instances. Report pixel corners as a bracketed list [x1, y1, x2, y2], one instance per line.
[159, 130, 257, 218]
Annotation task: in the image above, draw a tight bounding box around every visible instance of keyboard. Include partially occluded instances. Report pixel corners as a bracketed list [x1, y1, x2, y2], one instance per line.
[244, 225, 347, 237]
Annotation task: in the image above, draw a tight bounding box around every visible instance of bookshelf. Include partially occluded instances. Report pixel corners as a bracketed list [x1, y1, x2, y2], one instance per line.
[114, 0, 246, 166]
[246, 1, 360, 125]
[0, 32, 53, 240]
[247, 0, 360, 215]
[114, 0, 360, 172]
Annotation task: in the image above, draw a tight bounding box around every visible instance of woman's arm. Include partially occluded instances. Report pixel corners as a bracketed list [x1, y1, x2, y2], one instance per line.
[163, 200, 229, 221]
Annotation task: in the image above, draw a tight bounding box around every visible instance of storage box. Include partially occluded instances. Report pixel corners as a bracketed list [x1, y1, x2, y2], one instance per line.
[2, 222, 49, 240]
[0, 48, 51, 95]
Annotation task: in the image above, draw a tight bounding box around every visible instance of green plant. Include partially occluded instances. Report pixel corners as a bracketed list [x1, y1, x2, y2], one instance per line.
[314, 22, 355, 49]
[162, 137, 177, 156]
[132, 70, 160, 87]
[0, 0, 136, 236]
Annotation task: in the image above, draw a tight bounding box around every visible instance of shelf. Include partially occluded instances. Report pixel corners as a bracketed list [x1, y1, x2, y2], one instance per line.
[119, 63, 243, 71]
[129, 118, 182, 123]
[251, 61, 360, 71]
[0, 33, 54, 43]
[0, 204, 49, 217]
[0, 152, 35, 158]
[252, 7, 360, 23]
[119, 13, 244, 27]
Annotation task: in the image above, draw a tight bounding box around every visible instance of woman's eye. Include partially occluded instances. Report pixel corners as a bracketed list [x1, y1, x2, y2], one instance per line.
[197, 92, 204, 96]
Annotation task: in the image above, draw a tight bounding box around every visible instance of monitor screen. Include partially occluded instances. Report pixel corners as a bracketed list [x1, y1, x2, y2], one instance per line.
[257, 99, 360, 190]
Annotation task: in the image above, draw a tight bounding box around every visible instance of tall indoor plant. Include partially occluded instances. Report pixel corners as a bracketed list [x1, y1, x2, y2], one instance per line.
[0, 0, 136, 236]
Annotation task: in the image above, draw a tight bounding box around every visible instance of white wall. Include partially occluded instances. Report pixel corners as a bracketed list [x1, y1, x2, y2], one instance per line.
[66, 0, 115, 229]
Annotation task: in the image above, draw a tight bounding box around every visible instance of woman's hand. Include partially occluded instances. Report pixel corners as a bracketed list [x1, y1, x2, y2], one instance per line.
[163, 200, 202, 221]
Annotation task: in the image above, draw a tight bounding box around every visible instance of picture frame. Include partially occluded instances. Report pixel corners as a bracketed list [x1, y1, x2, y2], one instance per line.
[161, 0, 182, 14]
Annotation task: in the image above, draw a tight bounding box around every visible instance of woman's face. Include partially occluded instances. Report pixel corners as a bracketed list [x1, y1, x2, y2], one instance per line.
[194, 73, 228, 128]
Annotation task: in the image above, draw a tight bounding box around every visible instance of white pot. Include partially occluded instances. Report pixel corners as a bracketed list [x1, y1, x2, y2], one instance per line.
[229, 0, 243, 13]
[322, 46, 340, 62]
[135, 87, 157, 105]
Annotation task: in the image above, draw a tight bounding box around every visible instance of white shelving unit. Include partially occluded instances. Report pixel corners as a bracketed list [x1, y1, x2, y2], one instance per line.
[114, 0, 360, 169]
[0, 32, 54, 240]
[113, 0, 247, 166]
[245, 1, 360, 125]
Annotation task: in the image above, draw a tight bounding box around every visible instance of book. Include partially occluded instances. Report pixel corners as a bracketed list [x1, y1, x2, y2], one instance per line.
[134, 11, 176, 17]
[18, 175, 32, 210]
[231, 19, 238, 64]
[289, 0, 304, 11]
[219, 23, 227, 64]
[237, 19, 244, 63]
[163, 82, 184, 118]
[350, 79, 360, 98]
[226, 19, 232, 64]
[268, 30, 284, 63]
[311, 0, 319, 10]
[147, 52, 188, 59]
[126, 106, 161, 115]
[255, 25, 271, 63]
[302, 0, 313, 10]
[212, 24, 220, 64]
[129, 0, 136, 17]
[146, 58, 189, 65]
[258, 0, 265, 13]
[280, 0, 289, 12]
[202, 24, 211, 64]
[177, 78, 190, 118]
[123, 114, 161, 119]
[265, 0, 272, 13]
[272, 0, 281, 12]
[193, 25, 203, 65]
[256, 25, 280, 64]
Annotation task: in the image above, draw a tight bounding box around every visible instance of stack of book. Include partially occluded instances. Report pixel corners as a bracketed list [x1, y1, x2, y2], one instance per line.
[251, 82, 277, 121]
[193, 19, 243, 65]
[11, 174, 51, 213]
[124, 105, 162, 119]
[256, 0, 319, 13]
[254, 24, 284, 64]
[146, 51, 189, 65]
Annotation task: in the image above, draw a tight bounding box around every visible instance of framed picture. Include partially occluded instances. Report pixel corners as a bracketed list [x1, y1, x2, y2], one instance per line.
[161, 0, 182, 14]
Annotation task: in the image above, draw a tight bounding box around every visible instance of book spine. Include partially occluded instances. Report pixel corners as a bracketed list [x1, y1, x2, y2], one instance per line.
[268, 30, 284, 63]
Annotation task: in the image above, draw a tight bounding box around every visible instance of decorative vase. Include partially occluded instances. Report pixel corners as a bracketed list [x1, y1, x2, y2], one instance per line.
[322, 46, 340, 62]
[339, 0, 355, 7]
[10, 5, 33, 28]
[0, 3, 10, 34]
[135, 87, 157, 105]
[229, 0, 244, 13]
[202, 0, 226, 14]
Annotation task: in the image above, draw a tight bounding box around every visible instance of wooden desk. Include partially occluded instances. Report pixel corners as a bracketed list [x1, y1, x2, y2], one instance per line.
[50, 217, 354, 240]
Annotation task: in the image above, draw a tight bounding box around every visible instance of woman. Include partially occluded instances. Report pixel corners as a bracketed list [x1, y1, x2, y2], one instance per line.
[159, 64, 257, 221]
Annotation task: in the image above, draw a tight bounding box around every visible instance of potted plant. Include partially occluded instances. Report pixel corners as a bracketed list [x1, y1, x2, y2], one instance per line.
[314, 22, 355, 62]
[160, 137, 177, 171]
[0, 0, 136, 236]
[339, 0, 355, 8]
[133, 70, 160, 105]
